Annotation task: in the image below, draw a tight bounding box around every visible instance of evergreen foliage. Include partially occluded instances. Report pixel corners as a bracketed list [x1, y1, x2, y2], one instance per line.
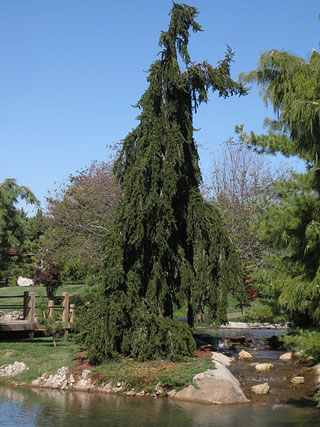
[77, 3, 246, 362]
[236, 45, 320, 327]
[0, 179, 38, 283]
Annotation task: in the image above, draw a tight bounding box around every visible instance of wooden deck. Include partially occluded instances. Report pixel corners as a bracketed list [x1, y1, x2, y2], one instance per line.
[0, 320, 71, 332]
[0, 291, 74, 335]
[0, 320, 44, 332]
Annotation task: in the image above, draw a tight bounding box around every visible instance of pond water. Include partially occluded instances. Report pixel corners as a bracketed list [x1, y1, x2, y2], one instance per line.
[1, 385, 320, 427]
[1, 328, 319, 426]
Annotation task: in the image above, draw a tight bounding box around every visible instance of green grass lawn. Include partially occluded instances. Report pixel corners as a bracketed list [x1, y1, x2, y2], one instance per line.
[0, 336, 79, 383]
[94, 357, 214, 393]
[173, 293, 245, 324]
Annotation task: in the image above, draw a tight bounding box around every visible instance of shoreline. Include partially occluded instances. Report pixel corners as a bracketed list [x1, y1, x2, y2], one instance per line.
[2, 351, 319, 407]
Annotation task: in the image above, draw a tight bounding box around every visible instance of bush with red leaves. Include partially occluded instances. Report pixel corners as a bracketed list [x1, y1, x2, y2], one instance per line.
[242, 275, 258, 306]
[34, 257, 63, 300]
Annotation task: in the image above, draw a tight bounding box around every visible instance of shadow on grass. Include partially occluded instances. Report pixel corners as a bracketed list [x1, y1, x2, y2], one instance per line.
[0, 337, 75, 347]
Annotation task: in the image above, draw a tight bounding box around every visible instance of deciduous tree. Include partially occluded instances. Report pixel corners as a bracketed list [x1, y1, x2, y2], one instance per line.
[44, 161, 121, 281]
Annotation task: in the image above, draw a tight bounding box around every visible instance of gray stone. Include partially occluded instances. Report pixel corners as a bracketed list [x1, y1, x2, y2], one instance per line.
[101, 383, 113, 393]
[172, 362, 248, 404]
[255, 363, 273, 372]
[1, 311, 23, 321]
[291, 376, 304, 385]
[314, 364, 320, 386]
[279, 352, 293, 361]
[167, 389, 176, 398]
[44, 367, 69, 389]
[251, 383, 270, 395]
[0, 361, 28, 377]
[155, 382, 164, 395]
[73, 378, 95, 391]
[211, 352, 234, 367]
[17, 277, 34, 287]
[238, 350, 252, 360]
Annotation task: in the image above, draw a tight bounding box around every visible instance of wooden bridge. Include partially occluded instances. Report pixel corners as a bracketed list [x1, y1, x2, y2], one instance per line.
[0, 291, 75, 334]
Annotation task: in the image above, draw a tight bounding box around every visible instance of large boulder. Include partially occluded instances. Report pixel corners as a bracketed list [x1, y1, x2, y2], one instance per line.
[172, 361, 248, 404]
[17, 277, 34, 287]
[211, 352, 234, 367]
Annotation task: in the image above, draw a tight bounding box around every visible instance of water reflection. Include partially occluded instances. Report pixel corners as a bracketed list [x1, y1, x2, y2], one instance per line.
[0, 386, 319, 426]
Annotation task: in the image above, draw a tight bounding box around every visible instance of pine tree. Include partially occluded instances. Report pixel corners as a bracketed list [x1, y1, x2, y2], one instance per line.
[76, 3, 246, 363]
[0, 179, 38, 281]
[236, 45, 320, 326]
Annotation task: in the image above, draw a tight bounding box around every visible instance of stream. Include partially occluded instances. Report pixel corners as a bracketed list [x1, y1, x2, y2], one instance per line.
[0, 328, 319, 426]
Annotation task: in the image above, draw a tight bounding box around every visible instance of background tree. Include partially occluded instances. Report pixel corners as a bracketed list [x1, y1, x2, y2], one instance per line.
[208, 141, 287, 268]
[237, 46, 320, 327]
[44, 161, 121, 282]
[34, 255, 63, 299]
[76, 3, 246, 363]
[0, 179, 38, 283]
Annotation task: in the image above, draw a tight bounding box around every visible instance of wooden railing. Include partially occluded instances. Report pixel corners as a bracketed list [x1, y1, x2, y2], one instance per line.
[0, 291, 75, 325]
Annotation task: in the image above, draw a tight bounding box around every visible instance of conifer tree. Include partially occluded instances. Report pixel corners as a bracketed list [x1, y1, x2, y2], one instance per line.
[76, 3, 246, 362]
[237, 46, 320, 326]
[0, 179, 38, 280]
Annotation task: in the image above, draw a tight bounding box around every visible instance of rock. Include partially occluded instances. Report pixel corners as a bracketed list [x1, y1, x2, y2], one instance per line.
[113, 384, 123, 393]
[220, 321, 289, 329]
[167, 389, 176, 398]
[68, 374, 75, 384]
[44, 367, 69, 389]
[17, 277, 34, 287]
[126, 390, 136, 396]
[280, 352, 293, 361]
[211, 352, 234, 367]
[291, 376, 304, 385]
[255, 363, 273, 372]
[0, 361, 28, 377]
[80, 369, 91, 379]
[73, 378, 95, 391]
[31, 378, 43, 386]
[238, 350, 252, 360]
[172, 363, 248, 404]
[101, 383, 113, 393]
[1, 311, 23, 321]
[251, 383, 270, 395]
[60, 379, 68, 390]
[136, 391, 145, 397]
[155, 382, 164, 395]
[314, 364, 320, 386]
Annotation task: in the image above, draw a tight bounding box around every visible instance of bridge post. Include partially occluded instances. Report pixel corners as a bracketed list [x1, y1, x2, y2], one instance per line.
[23, 291, 29, 320]
[70, 304, 76, 324]
[48, 300, 54, 318]
[28, 292, 35, 323]
[62, 292, 69, 323]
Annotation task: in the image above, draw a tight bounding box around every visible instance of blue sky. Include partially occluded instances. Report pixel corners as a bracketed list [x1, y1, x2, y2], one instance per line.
[1, 0, 319, 214]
